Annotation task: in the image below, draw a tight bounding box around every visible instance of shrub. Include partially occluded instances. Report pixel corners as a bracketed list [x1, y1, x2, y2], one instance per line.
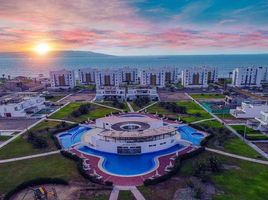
[134, 96, 150, 108]
[159, 102, 187, 114]
[27, 131, 48, 149]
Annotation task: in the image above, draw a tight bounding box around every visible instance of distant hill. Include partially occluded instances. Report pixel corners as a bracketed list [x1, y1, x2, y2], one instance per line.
[0, 50, 113, 58]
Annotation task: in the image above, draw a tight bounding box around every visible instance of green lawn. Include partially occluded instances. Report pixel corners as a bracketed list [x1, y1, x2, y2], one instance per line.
[0, 120, 67, 159]
[147, 103, 177, 117]
[179, 151, 268, 200]
[118, 190, 135, 200]
[190, 93, 225, 99]
[224, 137, 264, 159]
[49, 102, 116, 123]
[176, 101, 212, 123]
[193, 119, 223, 128]
[231, 125, 268, 140]
[96, 101, 129, 112]
[0, 154, 83, 195]
[45, 95, 65, 102]
[216, 113, 236, 119]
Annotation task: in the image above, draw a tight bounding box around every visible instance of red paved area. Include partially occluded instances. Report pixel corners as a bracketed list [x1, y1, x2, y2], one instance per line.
[69, 145, 194, 186]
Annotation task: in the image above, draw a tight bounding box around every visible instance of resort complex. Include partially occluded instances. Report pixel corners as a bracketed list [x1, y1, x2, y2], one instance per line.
[1, 66, 268, 200]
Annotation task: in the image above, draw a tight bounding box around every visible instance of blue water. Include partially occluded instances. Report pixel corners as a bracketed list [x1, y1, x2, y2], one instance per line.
[58, 126, 91, 148]
[58, 125, 205, 175]
[1, 54, 268, 77]
[178, 125, 205, 146]
[79, 144, 184, 176]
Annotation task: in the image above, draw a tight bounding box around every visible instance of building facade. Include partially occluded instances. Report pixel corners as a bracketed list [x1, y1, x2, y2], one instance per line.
[49, 70, 76, 89]
[232, 66, 266, 88]
[140, 67, 178, 88]
[78, 68, 97, 85]
[0, 93, 45, 117]
[181, 67, 218, 88]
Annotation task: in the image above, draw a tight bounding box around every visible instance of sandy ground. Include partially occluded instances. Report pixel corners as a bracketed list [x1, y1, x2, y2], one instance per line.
[0, 118, 38, 130]
[158, 91, 191, 102]
[11, 183, 111, 200]
[60, 92, 95, 103]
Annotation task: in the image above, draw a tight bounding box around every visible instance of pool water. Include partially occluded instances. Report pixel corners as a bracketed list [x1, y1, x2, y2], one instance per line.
[177, 125, 205, 145]
[79, 144, 184, 176]
[58, 126, 91, 148]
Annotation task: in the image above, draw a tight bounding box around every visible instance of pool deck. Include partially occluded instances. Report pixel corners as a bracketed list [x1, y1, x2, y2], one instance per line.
[69, 145, 194, 186]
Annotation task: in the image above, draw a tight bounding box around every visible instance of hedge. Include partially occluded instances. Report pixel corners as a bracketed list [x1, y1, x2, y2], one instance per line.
[144, 147, 205, 186]
[4, 178, 68, 200]
[60, 150, 113, 187]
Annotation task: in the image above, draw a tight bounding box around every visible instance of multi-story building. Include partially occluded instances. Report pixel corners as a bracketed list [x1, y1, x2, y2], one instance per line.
[49, 69, 76, 89]
[120, 67, 139, 85]
[181, 67, 218, 88]
[140, 67, 178, 88]
[231, 66, 266, 88]
[78, 68, 98, 85]
[0, 93, 45, 117]
[95, 69, 122, 88]
[96, 86, 159, 101]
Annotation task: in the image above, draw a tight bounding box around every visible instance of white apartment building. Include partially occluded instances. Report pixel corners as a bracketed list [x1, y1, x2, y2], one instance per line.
[120, 67, 139, 85]
[78, 68, 98, 85]
[140, 67, 178, 88]
[230, 101, 268, 119]
[95, 69, 122, 88]
[181, 67, 218, 88]
[96, 86, 159, 101]
[0, 93, 45, 117]
[49, 69, 76, 89]
[232, 66, 266, 88]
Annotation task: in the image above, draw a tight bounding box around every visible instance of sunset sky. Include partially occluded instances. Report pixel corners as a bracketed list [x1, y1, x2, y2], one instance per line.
[1, 0, 268, 55]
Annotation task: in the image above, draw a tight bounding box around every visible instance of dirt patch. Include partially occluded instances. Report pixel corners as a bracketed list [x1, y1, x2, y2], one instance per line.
[10, 182, 111, 200]
[60, 92, 95, 103]
[158, 91, 191, 102]
[253, 142, 268, 154]
[0, 118, 38, 130]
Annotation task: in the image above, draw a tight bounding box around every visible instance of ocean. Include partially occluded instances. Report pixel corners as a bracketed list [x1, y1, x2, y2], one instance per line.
[0, 54, 268, 78]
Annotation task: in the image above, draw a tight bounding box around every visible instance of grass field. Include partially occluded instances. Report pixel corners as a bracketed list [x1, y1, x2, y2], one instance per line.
[118, 190, 135, 200]
[190, 93, 225, 99]
[96, 101, 129, 112]
[49, 102, 116, 122]
[45, 95, 65, 102]
[193, 119, 223, 128]
[231, 125, 268, 140]
[176, 101, 212, 123]
[147, 103, 177, 116]
[0, 120, 65, 159]
[179, 151, 268, 200]
[0, 154, 83, 195]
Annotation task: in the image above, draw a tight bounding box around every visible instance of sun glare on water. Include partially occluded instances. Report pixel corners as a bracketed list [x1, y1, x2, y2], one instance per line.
[35, 43, 50, 55]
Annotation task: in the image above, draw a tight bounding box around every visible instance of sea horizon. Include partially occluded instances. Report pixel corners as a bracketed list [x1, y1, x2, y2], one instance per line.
[1, 52, 268, 78]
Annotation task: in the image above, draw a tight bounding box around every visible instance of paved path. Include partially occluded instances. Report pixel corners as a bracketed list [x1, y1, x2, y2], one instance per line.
[191, 118, 215, 124]
[109, 187, 119, 200]
[56, 93, 73, 102]
[45, 118, 76, 124]
[127, 102, 134, 112]
[137, 101, 158, 113]
[91, 101, 123, 112]
[185, 93, 268, 160]
[0, 150, 60, 164]
[131, 187, 146, 200]
[206, 147, 268, 165]
[0, 118, 45, 150]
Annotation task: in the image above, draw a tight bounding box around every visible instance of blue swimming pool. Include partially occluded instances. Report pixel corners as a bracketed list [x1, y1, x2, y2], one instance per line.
[58, 126, 91, 148]
[79, 144, 184, 176]
[177, 125, 205, 145]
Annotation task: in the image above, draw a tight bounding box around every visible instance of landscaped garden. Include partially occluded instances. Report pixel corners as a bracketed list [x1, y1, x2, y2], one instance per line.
[0, 154, 83, 195]
[49, 102, 117, 122]
[231, 125, 268, 140]
[97, 100, 129, 112]
[129, 96, 152, 111]
[0, 120, 73, 159]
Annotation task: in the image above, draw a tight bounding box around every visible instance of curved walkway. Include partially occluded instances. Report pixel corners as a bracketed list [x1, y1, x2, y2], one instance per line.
[205, 147, 268, 165]
[0, 150, 60, 164]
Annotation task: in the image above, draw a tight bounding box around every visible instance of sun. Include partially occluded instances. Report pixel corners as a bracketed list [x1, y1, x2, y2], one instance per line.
[34, 43, 50, 55]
